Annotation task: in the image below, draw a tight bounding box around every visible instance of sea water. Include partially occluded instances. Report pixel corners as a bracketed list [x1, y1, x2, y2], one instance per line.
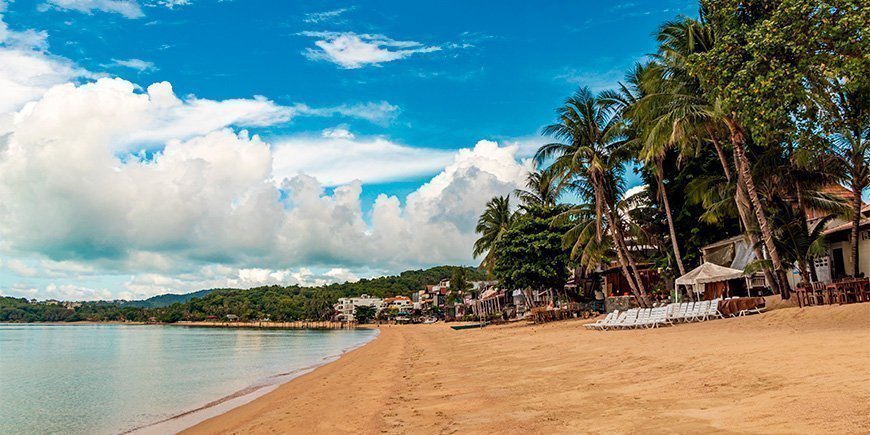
[0, 323, 377, 434]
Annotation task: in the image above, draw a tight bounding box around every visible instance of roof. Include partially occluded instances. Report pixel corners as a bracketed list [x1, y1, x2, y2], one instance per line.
[479, 288, 502, 301]
[675, 262, 745, 286]
[823, 218, 870, 235]
[701, 234, 748, 251]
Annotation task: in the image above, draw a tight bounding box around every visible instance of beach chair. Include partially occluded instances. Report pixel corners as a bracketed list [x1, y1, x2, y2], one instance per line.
[653, 306, 671, 328]
[665, 303, 680, 323]
[616, 309, 638, 329]
[677, 302, 692, 322]
[693, 300, 711, 321]
[635, 308, 652, 329]
[707, 298, 723, 319]
[584, 311, 615, 330]
[605, 311, 627, 330]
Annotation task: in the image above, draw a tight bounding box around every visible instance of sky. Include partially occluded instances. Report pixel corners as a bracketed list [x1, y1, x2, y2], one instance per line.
[0, 0, 697, 301]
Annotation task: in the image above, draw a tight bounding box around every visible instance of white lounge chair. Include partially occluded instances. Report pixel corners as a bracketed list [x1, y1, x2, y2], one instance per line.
[584, 311, 615, 330]
[678, 302, 693, 322]
[650, 306, 671, 328]
[634, 308, 651, 329]
[693, 300, 711, 321]
[615, 309, 638, 329]
[669, 303, 687, 322]
[707, 298, 723, 319]
[607, 311, 627, 330]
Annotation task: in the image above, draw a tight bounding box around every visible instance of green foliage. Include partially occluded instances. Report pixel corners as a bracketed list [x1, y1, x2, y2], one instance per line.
[493, 206, 573, 290]
[0, 266, 485, 323]
[353, 305, 377, 323]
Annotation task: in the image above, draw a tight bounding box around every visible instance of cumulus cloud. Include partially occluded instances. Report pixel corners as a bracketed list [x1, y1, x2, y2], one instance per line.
[299, 31, 441, 69]
[0, 14, 89, 114]
[271, 131, 455, 186]
[0, 15, 532, 300]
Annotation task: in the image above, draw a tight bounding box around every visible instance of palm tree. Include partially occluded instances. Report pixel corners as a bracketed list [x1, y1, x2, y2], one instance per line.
[605, 62, 688, 276]
[473, 195, 516, 275]
[811, 85, 869, 277]
[649, 15, 792, 296]
[536, 87, 648, 302]
[513, 167, 563, 210]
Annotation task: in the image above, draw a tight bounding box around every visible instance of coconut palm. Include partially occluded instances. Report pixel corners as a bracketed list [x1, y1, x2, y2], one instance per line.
[603, 62, 689, 276]
[473, 195, 516, 275]
[643, 15, 794, 296]
[536, 87, 648, 301]
[513, 167, 564, 210]
[811, 85, 870, 277]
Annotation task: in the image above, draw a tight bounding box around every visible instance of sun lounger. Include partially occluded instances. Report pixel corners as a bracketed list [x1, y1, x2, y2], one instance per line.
[693, 300, 711, 321]
[584, 311, 615, 330]
[650, 306, 671, 328]
[707, 298, 723, 319]
[634, 308, 651, 328]
[678, 302, 692, 322]
[615, 309, 638, 329]
[665, 303, 679, 321]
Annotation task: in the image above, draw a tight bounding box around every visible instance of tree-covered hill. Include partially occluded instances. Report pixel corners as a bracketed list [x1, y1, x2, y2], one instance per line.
[122, 289, 215, 308]
[0, 265, 485, 323]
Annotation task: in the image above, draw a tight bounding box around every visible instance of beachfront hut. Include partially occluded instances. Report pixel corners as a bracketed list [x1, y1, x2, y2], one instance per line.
[675, 262, 746, 300]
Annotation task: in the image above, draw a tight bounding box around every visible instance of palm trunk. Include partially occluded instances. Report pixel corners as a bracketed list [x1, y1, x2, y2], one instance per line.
[607, 221, 646, 306]
[656, 159, 686, 276]
[725, 117, 790, 299]
[737, 182, 780, 293]
[593, 172, 604, 243]
[850, 180, 863, 277]
[732, 146, 781, 294]
[707, 125, 732, 182]
[608, 207, 649, 306]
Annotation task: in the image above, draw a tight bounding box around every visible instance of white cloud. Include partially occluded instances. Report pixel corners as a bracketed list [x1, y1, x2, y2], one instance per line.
[42, 0, 145, 19]
[0, 17, 532, 300]
[303, 8, 349, 24]
[296, 100, 399, 125]
[299, 31, 441, 69]
[107, 58, 157, 71]
[321, 126, 354, 139]
[6, 258, 38, 277]
[0, 14, 89, 114]
[271, 131, 455, 186]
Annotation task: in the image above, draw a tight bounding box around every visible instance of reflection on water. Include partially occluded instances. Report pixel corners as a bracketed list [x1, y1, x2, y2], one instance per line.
[0, 324, 377, 435]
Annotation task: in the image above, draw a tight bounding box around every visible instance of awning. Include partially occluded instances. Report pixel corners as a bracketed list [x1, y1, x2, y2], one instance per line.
[675, 262, 746, 293]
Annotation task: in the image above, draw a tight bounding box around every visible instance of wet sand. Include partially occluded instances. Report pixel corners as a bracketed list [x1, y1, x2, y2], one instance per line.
[185, 302, 870, 434]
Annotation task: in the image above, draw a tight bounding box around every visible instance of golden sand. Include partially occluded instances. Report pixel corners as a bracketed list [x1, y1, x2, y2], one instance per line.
[185, 301, 870, 434]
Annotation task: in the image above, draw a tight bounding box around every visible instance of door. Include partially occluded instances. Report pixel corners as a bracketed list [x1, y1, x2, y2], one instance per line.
[832, 248, 846, 279]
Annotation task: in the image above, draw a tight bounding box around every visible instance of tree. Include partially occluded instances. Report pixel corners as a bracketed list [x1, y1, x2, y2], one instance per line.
[492, 206, 572, 295]
[513, 167, 564, 210]
[537, 87, 648, 300]
[606, 62, 688, 276]
[353, 305, 377, 324]
[473, 195, 516, 275]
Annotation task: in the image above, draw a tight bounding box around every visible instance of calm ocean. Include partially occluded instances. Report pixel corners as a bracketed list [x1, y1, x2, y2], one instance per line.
[0, 324, 377, 434]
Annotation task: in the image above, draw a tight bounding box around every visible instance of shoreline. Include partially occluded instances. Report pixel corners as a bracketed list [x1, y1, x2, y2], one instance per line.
[184, 304, 870, 434]
[127, 328, 380, 435]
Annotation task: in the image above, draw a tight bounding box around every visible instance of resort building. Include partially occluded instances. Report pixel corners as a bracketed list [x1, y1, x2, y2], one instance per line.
[334, 294, 385, 322]
[383, 296, 413, 312]
[701, 185, 870, 288]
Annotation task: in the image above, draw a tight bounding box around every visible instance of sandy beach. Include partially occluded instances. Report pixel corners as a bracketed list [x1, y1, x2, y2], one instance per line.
[185, 302, 870, 434]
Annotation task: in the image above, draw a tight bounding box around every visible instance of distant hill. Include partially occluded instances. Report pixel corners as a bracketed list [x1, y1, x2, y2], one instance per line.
[123, 289, 215, 308]
[128, 265, 486, 308]
[1, 265, 488, 322]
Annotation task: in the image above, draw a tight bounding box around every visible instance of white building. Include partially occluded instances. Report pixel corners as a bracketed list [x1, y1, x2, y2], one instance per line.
[334, 294, 385, 322]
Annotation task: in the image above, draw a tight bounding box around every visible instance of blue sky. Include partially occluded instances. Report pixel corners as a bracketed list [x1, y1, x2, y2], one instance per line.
[0, 0, 696, 300]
